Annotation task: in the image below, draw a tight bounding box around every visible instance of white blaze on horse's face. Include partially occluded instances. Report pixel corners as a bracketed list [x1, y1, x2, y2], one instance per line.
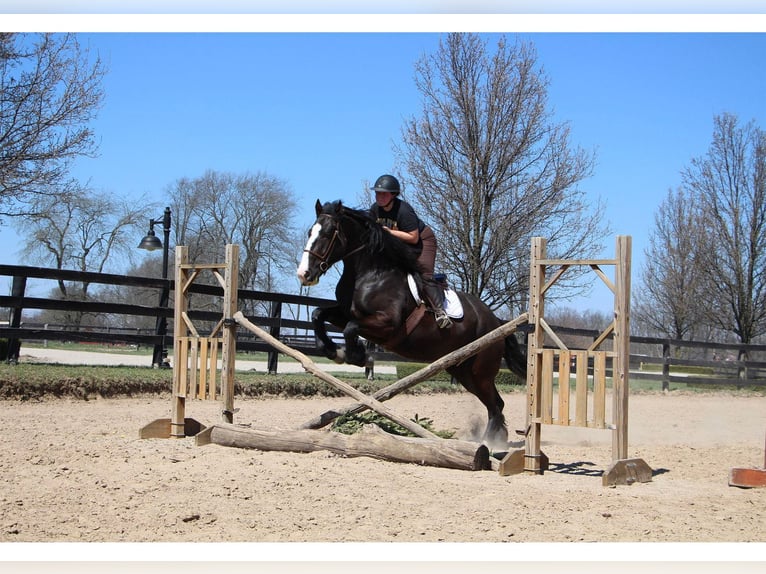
[297, 222, 322, 286]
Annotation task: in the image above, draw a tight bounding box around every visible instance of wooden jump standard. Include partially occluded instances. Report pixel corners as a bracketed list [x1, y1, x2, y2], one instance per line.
[139, 244, 239, 440]
[499, 236, 653, 486]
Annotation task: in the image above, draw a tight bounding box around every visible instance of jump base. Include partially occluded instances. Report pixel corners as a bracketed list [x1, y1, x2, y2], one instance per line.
[139, 417, 206, 439]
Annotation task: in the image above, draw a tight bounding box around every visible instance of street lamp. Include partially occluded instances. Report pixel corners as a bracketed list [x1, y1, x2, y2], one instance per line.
[138, 206, 171, 368]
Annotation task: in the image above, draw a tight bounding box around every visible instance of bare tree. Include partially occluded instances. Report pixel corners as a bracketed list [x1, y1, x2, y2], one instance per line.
[0, 33, 106, 216]
[682, 113, 766, 345]
[398, 33, 608, 314]
[633, 187, 708, 341]
[167, 170, 298, 314]
[17, 184, 144, 327]
[19, 183, 145, 278]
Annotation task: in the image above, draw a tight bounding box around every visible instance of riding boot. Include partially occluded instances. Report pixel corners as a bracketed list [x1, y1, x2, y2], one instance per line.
[422, 281, 452, 329]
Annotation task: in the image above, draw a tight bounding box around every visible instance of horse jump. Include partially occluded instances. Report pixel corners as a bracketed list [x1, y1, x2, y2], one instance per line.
[139, 244, 505, 470]
[499, 236, 652, 486]
[141, 236, 650, 484]
[139, 244, 239, 439]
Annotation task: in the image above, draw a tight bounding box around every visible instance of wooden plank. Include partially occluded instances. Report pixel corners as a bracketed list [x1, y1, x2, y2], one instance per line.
[593, 351, 606, 429]
[541, 350, 554, 424]
[209, 317, 225, 338]
[540, 318, 569, 351]
[574, 350, 588, 426]
[179, 263, 227, 270]
[181, 268, 202, 295]
[212, 269, 226, 290]
[181, 311, 200, 337]
[177, 337, 190, 398]
[541, 265, 569, 295]
[209, 338, 219, 401]
[588, 321, 615, 352]
[536, 258, 617, 266]
[558, 350, 571, 425]
[189, 338, 200, 399]
[198, 337, 209, 399]
[590, 264, 616, 293]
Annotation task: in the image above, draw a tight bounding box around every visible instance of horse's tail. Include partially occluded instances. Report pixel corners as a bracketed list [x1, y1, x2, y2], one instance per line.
[503, 324, 527, 381]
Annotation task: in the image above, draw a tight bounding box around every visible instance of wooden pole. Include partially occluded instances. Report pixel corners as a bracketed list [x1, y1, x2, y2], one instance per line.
[170, 246, 190, 439]
[220, 244, 238, 424]
[602, 236, 652, 486]
[524, 237, 546, 474]
[197, 422, 492, 471]
[300, 312, 529, 430]
[612, 235, 631, 460]
[233, 311, 439, 440]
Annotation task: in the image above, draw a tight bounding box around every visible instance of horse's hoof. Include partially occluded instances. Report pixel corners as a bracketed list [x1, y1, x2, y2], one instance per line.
[333, 348, 346, 364]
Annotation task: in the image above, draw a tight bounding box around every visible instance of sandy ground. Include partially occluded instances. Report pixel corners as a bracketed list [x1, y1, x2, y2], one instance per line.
[1, 386, 765, 556]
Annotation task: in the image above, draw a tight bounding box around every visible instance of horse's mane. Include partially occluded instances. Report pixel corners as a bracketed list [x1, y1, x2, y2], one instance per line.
[320, 200, 423, 276]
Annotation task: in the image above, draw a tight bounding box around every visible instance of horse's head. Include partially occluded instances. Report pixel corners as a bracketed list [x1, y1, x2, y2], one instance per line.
[297, 200, 355, 286]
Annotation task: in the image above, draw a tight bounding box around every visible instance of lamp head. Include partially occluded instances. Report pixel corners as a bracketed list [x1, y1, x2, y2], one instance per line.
[138, 227, 163, 251]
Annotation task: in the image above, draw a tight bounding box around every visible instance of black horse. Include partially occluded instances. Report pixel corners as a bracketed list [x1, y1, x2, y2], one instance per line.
[296, 199, 526, 446]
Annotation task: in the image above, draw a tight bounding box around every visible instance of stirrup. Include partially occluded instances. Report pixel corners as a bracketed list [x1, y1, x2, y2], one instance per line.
[434, 309, 453, 329]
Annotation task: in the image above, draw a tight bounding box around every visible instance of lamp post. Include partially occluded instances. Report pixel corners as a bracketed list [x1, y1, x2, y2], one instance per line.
[138, 206, 171, 368]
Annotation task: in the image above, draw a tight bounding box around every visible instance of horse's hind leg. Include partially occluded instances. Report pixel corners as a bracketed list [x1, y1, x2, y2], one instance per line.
[450, 357, 509, 448]
[482, 388, 508, 447]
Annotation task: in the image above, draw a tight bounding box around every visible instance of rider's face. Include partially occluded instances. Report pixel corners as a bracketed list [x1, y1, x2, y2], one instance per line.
[375, 191, 394, 209]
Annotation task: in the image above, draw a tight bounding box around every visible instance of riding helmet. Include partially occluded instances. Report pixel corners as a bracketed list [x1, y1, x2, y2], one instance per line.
[371, 174, 401, 195]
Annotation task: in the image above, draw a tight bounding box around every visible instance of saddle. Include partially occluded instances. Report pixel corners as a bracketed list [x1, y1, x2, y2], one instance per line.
[406, 274, 464, 329]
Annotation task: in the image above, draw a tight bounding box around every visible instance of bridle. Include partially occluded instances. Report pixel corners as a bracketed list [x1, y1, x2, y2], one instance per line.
[304, 214, 365, 272]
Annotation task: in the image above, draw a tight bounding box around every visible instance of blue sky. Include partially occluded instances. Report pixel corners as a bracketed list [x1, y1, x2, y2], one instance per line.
[2, 8, 766, 311]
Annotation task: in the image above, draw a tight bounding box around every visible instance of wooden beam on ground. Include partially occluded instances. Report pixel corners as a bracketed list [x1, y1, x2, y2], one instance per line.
[729, 431, 766, 488]
[602, 458, 654, 486]
[196, 422, 492, 471]
[233, 311, 438, 440]
[300, 312, 529, 430]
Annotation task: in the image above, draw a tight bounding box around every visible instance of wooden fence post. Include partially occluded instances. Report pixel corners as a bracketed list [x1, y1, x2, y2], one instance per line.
[267, 300, 282, 375]
[662, 342, 670, 392]
[6, 276, 27, 364]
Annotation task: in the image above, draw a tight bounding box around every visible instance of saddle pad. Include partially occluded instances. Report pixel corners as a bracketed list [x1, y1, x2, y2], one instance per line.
[443, 288, 464, 319]
[406, 274, 464, 319]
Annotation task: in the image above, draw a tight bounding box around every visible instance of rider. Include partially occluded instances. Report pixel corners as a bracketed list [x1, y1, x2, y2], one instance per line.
[369, 174, 451, 328]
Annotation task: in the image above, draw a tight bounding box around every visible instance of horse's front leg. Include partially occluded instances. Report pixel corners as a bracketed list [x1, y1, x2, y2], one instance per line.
[341, 319, 369, 368]
[311, 305, 347, 363]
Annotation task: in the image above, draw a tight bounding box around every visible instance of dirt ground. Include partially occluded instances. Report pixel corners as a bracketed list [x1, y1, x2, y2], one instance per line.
[1, 389, 765, 555]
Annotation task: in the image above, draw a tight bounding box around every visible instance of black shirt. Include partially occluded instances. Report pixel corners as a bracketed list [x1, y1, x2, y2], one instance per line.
[370, 197, 424, 253]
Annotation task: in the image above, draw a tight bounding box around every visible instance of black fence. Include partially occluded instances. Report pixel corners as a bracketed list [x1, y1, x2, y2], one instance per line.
[0, 264, 339, 371]
[1, 264, 765, 389]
